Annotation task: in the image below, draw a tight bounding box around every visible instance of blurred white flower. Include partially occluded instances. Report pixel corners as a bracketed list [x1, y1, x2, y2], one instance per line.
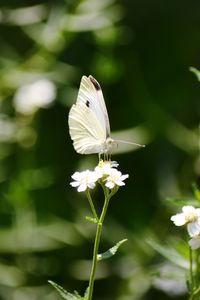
[105, 168, 129, 189]
[94, 160, 118, 178]
[152, 263, 187, 296]
[189, 236, 200, 250]
[0, 115, 16, 142]
[70, 170, 99, 192]
[171, 206, 200, 237]
[13, 78, 56, 115]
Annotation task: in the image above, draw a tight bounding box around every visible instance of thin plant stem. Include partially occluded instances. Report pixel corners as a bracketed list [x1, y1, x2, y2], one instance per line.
[194, 251, 199, 290]
[196, 250, 200, 282]
[189, 246, 194, 292]
[189, 250, 200, 300]
[86, 189, 99, 221]
[87, 187, 117, 300]
[87, 216, 103, 300]
[188, 246, 200, 300]
[189, 286, 200, 300]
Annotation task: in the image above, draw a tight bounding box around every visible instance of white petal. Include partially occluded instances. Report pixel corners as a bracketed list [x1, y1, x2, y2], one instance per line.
[120, 174, 129, 180]
[71, 172, 81, 180]
[110, 161, 119, 168]
[90, 173, 99, 182]
[93, 170, 102, 179]
[109, 169, 121, 176]
[106, 181, 115, 189]
[187, 221, 200, 237]
[170, 213, 186, 226]
[88, 182, 96, 189]
[78, 183, 87, 192]
[115, 180, 125, 186]
[182, 206, 196, 214]
[70, 181, 80, 187]
[189, 237, 200, 250]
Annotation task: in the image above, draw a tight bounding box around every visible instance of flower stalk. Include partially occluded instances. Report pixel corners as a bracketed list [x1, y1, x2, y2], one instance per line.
[87, 187, 118, 300]
[86, 189, 98, 221]
[189, 246, 194, 292]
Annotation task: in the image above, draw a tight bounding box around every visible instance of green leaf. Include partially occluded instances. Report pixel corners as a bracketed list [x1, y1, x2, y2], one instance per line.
[48, 280, 80, 300]
[166, 197, 198, 207]
[189, 66, 200, 82]
[97, 239, 127, 261]
[192, 183, 200, 202]
[147, 239, 188, 269]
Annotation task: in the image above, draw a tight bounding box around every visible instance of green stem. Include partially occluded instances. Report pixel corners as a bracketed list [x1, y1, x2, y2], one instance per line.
[87, 217, 102, 300]
[189, 286, 200, 300]
[87, 187, 117, 300]
[189, 251, 200, 300]
[189, 246, 194, 292]
[196, 250, 200, 283]
[86, 189, 99, 221]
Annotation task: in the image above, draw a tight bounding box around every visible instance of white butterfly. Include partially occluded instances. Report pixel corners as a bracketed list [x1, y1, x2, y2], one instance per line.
[68, 75, 143, 155]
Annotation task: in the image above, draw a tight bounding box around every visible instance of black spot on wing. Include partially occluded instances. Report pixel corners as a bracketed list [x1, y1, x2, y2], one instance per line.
[89, 75, 101, 91]
[86, 100, 90, 107]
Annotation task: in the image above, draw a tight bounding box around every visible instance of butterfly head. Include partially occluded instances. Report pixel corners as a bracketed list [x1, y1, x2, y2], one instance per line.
[104, 137, 114, 151]
[100, 137, 117, 155]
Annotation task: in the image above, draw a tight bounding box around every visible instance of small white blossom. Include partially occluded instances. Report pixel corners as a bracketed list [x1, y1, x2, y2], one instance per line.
[13, 78, 56, 115]
[94, 160, 119, 178]
[70, 170, 99, 192]
[171, 206, 200, 237]
[189, 236, 200, 250]
[105, 168, 129, 189]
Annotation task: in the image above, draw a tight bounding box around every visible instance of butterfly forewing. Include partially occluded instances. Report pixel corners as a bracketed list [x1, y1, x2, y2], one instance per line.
[77, 76, 110, 137]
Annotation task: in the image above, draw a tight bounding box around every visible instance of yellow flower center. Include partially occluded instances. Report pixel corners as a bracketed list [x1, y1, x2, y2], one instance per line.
[98, 160, 104, 168]
[185, 212, 198, 223]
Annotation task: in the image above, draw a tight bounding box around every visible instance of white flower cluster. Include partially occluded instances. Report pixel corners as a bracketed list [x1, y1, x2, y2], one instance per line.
[70, 160, 129, 192]
[171, 206, 200, 249]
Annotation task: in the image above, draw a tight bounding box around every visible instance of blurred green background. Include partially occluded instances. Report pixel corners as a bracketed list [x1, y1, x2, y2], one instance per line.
[0, 0, 200, 299]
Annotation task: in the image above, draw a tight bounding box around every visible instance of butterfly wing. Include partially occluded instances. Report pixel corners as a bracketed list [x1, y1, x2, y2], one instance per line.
[69, 103, 107, 154]
[68, 76, 110, 154]
[77, 75, 110, 137]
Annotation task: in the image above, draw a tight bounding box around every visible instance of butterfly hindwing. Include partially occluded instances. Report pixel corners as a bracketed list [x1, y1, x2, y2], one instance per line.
[68, 102, 106, 154]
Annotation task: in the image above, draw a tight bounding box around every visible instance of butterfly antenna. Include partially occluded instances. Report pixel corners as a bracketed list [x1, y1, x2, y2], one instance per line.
[115, 139, 145, 148]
